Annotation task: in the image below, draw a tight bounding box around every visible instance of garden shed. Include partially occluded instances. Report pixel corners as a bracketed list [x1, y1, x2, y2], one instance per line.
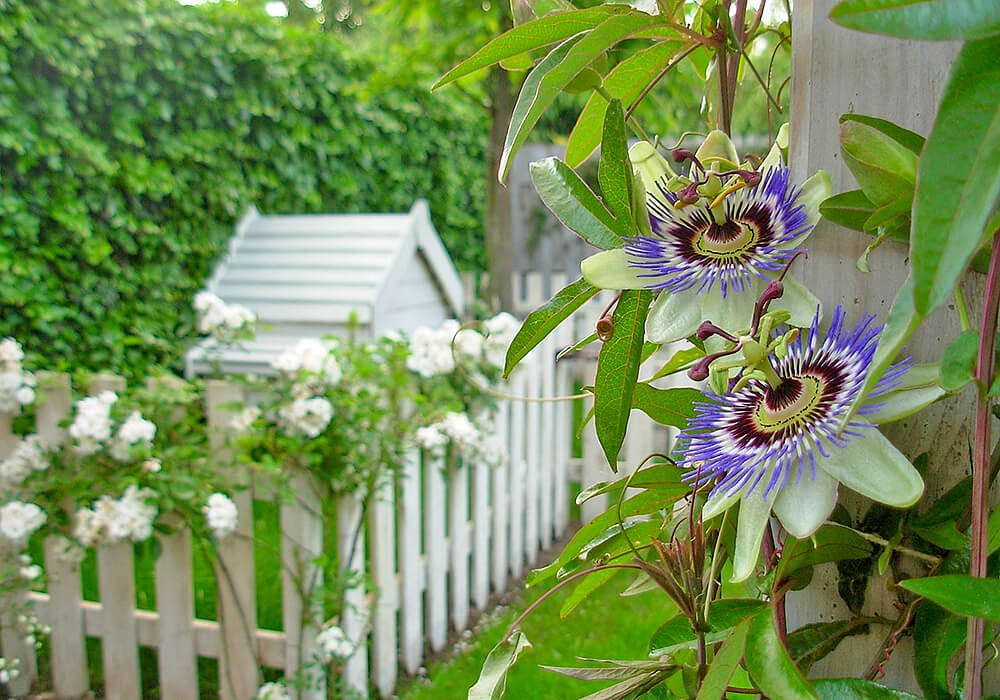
[184, 200, 464, 376]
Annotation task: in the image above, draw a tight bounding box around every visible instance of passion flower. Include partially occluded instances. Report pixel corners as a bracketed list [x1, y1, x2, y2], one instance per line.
[581, 128, 831, 344]
[681, 305, 933, 582]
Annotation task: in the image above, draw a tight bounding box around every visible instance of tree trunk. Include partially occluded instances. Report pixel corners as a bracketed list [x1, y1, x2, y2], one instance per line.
[484, 13, 515, 311]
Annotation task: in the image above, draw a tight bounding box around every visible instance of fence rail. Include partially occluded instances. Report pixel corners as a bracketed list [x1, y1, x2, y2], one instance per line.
[0, 272, 671, 699]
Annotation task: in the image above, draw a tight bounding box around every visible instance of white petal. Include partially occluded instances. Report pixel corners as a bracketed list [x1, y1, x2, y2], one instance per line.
[783, 170, 832, 249]
[645, 289, 703, 343]
[780, 275, 822, 328]
[817, 429, 924, 508]
[696, 130, 739, 167]
[581, 250, 644, 290]
[629, 141, 674, 193]
[772, 469, 839, 539]
[731, 492, 773, 583]
[700, 286, 757, 338]
[760, 123, 790, 171]
[702, 487, 741, 520]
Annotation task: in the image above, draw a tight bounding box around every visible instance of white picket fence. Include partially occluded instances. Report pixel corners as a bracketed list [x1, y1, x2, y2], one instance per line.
[0, 272, 672, 699]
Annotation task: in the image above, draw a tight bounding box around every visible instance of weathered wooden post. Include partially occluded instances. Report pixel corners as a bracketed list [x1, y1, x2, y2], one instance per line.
[787, 1, 972, 688]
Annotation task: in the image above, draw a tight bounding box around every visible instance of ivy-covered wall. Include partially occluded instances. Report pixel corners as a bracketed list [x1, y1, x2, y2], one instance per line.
[0, 0, 486, 376]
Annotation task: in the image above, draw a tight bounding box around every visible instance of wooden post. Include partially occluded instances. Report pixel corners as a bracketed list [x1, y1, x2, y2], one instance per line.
[397, 448, 423, 673]
[207, 380, 259, 700]
[336, 492, 368, 696]
[281, 469, 326, 700]
[787, 1, 966, 688]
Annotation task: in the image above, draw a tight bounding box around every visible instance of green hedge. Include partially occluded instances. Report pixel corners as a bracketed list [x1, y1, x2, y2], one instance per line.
[0, 0, 486, 376]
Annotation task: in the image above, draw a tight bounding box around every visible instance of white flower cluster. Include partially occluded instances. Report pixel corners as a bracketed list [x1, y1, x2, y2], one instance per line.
[256, 682, 290, 700]
[406, 314, 520, 378]
[0, 338, 36, 413]
[272, 338, 342, 398]
[194, 291, 256, 344]
[230, 406, 261, 434]
[0, 436, 48, 489]
[204, 492, 239, 540]
[0, 501, 46, 546]
[415, 412, 506, 468]
[315, 625, 353, 664]
[278, 396, 333, 439]
[0, 656, 21, 685]
[73, 486, 157, 547]
[68, 391, 117, 455]
[109, 411, 156, 462]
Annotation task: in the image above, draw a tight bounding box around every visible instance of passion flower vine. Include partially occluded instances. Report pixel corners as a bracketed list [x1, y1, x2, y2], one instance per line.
[581, 127, 831, 344]
[680, 296, 943, 582]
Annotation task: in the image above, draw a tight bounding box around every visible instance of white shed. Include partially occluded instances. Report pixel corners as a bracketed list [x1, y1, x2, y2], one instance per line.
[184, 200, 465, 376]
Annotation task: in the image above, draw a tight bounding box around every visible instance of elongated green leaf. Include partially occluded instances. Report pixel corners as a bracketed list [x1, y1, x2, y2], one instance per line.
[829, 0, 1000, 41]
[840, 113, 926, 154]
[595, 289, 653, 468]
[649, 600, 766, 655]
[469, 630, 532, 700]
[531, 157, 626, 246]
[820, 189, 879, 233]
[913, 601, 965, 700]
[814, 678, 922, 699]
[631, 385, 699, 428]
[840, 120, 918, 207]
[786, 619, 870, 675]
[911, 36, 1000, 316]
[598, 99, 633, 227]
[939, 328, 979, 390]
[504, 277, 600, 378]
[576, 460, 685, 505]
[435, 6, 623, 88]
[778, 524, 874, 582]
[745, 609, 819, 700]
[649, 345, 704, 381]
[560, 566, 620, 617]
[696, 618, 748, 700]
[566, 40, 686, 167]
[901, 574, 1000, 620]
[500, 11, 661, 181]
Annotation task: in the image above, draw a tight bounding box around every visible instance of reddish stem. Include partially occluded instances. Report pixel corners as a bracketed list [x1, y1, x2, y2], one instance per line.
[965, 227, 1000, 700]
[762, 520, 787, 642]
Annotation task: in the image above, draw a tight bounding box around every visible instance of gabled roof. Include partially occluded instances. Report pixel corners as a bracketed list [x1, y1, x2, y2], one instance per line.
[207, 199, 464, 326]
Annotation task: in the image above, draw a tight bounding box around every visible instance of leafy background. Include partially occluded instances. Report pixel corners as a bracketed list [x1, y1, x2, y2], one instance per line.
[0, 0, 487, 378]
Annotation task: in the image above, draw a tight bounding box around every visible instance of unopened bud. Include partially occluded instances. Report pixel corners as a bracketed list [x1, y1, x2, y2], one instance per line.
[743, 170, 761, 187]
[672, 147, 696, 163]
[688, 359, 711, 381]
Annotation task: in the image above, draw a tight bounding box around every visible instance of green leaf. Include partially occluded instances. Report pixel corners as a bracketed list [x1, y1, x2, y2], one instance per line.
[468, 629, 532, 700]
[901, 574, 1000, 620]
[820, 189, 879, 233]
[631, 385, 699, 428]
[595, 289, 654, 468]
[840, 119, 918, 207]
[504, 278, 600, 378]
[913, 601, 965, 700]
[530, 157, 627, 246]
[434, 6, 624, 88]
[598, 99, 634, 227]
[939, 329, 980, 390]
[840, 113, 926, 154]
[499, 11, 661, 181]
[778, 524, 874, 583]
[829, 0, 1000, 41]
[910, 36, 1000, 316]
[814, 678, 922, 699]
[566, 40, 686, 167]
[695, 618, 749, 700]
[649, 345, 704, 381]
[745, 609, 819, 700]
[576, 460, 685, 505]
[786, 619, 871, 675]
[560, 566, 620, 617]
[649, 599, 766, 655]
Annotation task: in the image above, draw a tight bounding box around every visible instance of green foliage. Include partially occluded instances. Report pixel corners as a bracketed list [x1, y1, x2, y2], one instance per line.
[468, 630, 533, 700]
[829, 0, 1000, 41]
[0, 0, 486, 378]
[901, 574, 1000, 621]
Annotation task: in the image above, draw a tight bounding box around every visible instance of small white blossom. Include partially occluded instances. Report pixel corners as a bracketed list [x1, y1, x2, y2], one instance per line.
[73, 486, 157, 547]
[0, 339, 35, 412]
[0, 435, 49, 488]
[415, 425, 448, 452]
[194, 291, 256, 343]
[278, 397, 333, 438]
[272, 339, 342, 397]
[483, 312, 520, 368]
[204, 493, 239, 540]
[230, 406, 261, 434]
[141, 458, 162, 473]
[0, 339, 24, 368]
[109, 411, 156, 462]
[315, 625, 353, 664]
[406, 325, 456, 378]
[19, 565, 41, 581]
[0, 501, 46, 545]
[256, 682, 291, 700]
[68, 391, 117, 455]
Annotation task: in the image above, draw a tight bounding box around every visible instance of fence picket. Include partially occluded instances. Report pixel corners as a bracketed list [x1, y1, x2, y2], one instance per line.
[539, 333, 556, 550]
[471, 459, 490, 610]
[207, 380, 260, 700]
[524, 353, 541, 565]
[553, 322, 573, 536]
[508, 370, 526, 577]
[423, 451, 448, 651]
[155, 527, 198, 699]
[97, 541, 142, 698]
[337, 492, 368, 696]
[397, 448, 423, 673]
[491, 403, 510, 593]
[369, 477, 398, 698]
[281, 470, 325, 700]
[448, 458, 469, 631]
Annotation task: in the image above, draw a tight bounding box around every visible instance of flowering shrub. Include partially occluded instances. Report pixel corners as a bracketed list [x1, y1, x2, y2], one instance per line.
[194, 292, 257, 346]
[0, 339, 35, 414]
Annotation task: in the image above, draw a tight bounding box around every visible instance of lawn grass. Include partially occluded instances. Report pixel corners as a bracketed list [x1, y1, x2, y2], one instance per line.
[397, 568, 676, 700]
